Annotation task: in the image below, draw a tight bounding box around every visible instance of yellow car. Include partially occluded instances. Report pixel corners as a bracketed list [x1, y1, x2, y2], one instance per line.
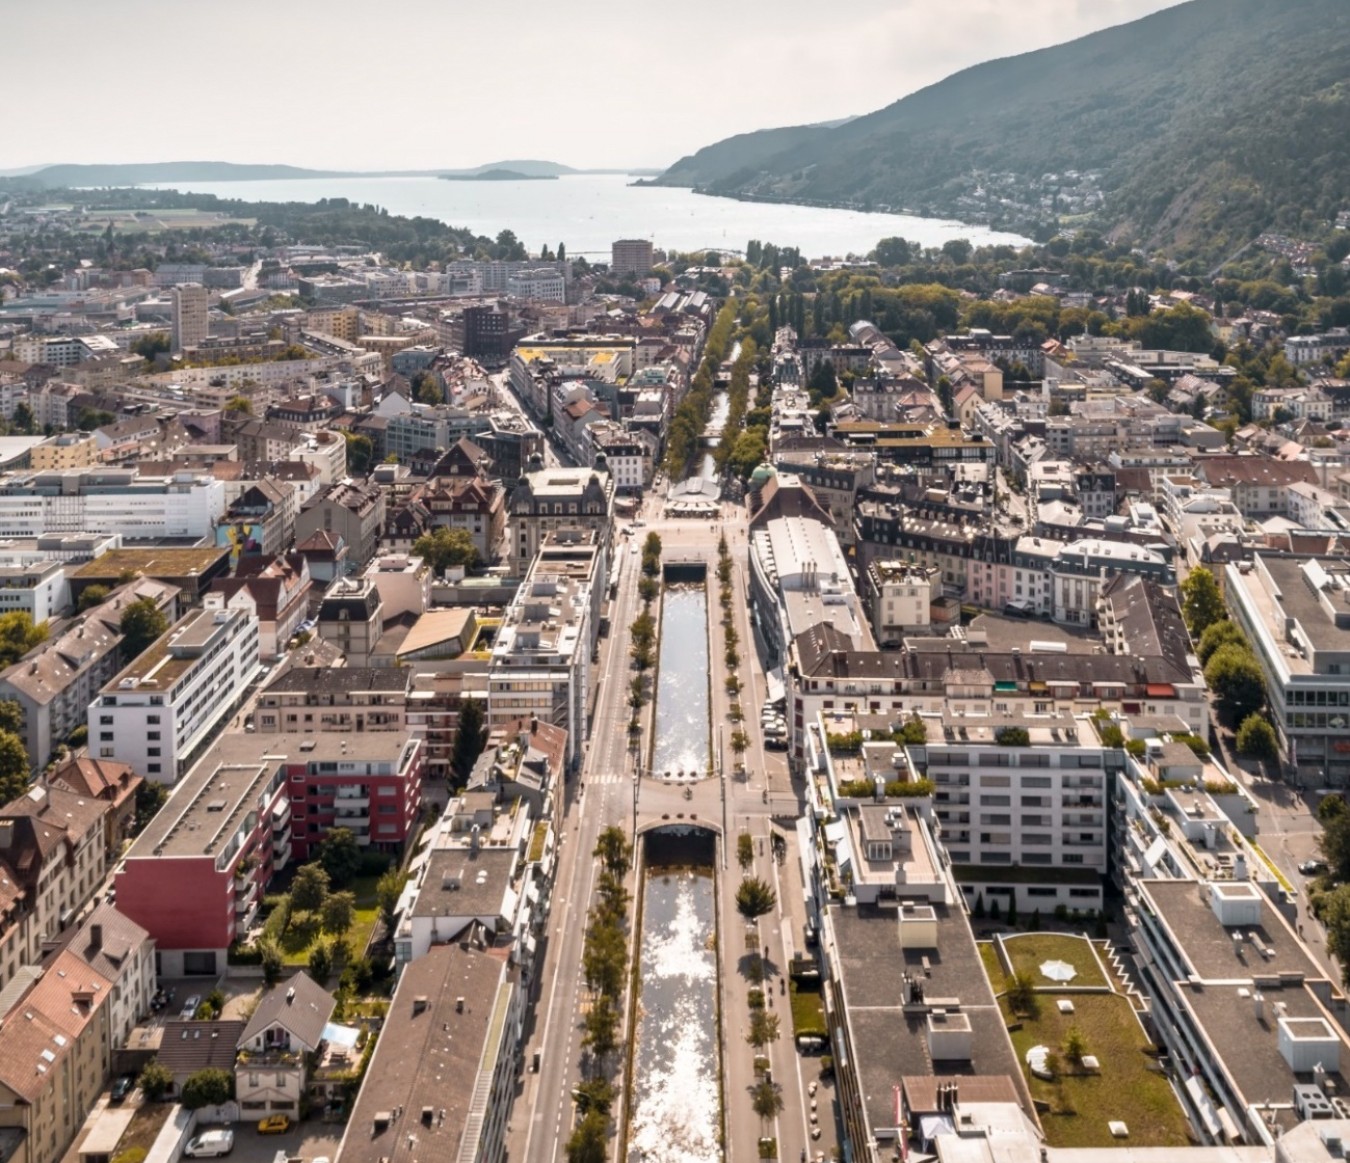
[257, 1116, 290, 1135]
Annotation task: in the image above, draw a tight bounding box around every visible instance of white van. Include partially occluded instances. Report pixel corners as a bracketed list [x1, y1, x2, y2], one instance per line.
[185, 1130, 234, 1158]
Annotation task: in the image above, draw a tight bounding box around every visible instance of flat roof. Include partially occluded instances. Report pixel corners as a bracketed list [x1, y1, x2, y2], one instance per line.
[72, 546, 227, 578]
[831, 903, 1032, 1137]
[101, 606, 245, 691]
[263, 667, 411, 696]
[338, 944, 514, 1163]
[413, 847, 517, 921]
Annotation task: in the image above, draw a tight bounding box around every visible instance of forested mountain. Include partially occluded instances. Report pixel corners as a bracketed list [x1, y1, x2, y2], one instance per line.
[655, 0, 1350, 257]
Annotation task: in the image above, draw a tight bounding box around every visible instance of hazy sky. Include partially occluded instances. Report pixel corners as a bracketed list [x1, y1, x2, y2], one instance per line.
[4, 0, 1187, 171]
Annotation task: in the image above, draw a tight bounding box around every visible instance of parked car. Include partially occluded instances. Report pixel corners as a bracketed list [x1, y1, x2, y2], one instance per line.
[110, 1075, 134, 1103]
[257, 1115, 290, 1135]
[185, 1130, 234, 1158]
[1300, 860, 1329, 876]
[179, 994, 202, 1020]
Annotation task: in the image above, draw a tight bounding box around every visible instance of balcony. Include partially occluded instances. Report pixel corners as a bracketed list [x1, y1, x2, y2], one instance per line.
[235, 879, 260, 914]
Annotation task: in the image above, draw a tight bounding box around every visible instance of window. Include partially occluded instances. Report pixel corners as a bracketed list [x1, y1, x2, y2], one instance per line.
[148, 763, 161, 774]
[147, 748, 161, 757]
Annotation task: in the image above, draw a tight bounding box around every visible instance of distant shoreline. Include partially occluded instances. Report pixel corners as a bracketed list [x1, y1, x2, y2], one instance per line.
[439, 170, 557, 183]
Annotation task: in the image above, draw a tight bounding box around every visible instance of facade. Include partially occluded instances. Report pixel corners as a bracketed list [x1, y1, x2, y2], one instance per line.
[47, 757, 142, 859]
[209, 554, 311, 660]
[864, 561, 943, 645]
[254, 667, 410, 735]
[0, 579, 179, 773]
[235, 972, 335, 1120]
[1225, 554, 1350, 784]
[611, 238, 654, 278]
[416, 473, 507, 565]
[0, 469, 225, 540]
[170, 284, 209, 353]
[0, 784, 108, 995]
[87, 599, 261, 783]
[295, 480, 386, 574]
[315, 577, 384, 666]
[488, 540, 599, 770]
[507, 463, 613, 576]
[60, 903, 156, 1057]
[0, 561, 68, 622]
[29, 433, 98, 471]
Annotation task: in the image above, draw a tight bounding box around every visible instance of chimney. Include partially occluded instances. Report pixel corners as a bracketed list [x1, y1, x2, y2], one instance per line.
[89, 924, 103, 951]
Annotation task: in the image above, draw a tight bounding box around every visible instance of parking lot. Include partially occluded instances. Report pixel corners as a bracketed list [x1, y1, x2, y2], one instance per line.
[193, 1122, 342, 1163]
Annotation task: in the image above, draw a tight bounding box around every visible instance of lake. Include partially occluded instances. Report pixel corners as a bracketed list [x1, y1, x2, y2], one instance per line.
[143, 173, 1029, 259]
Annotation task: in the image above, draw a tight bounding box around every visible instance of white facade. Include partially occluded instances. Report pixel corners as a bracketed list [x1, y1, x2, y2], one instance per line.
[170, 284, 209, 352]
[0, 469, 225, 540]
[88, 600, 260, 783]
[506, 268, 566, 302]
[0, 561, 68, 621]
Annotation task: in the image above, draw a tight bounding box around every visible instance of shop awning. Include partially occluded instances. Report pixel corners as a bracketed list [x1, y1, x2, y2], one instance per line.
[994, 681, 1019, 692]
[1146, 683, 1176, 697]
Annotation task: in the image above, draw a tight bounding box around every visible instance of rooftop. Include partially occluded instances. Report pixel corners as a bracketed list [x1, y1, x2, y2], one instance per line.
[70, 546, 227, 579]
[99, 605, 249, 693]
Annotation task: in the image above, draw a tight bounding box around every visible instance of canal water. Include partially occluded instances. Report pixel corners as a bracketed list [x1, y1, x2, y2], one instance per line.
[628, 866, 721, 1163]
[650, 586, 711, 777]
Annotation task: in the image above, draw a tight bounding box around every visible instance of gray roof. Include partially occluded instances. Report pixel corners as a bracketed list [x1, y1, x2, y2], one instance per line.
[155, 1020, 246, 1076]
[239, 971, 335, 1050]
[263, 667, 411, 696]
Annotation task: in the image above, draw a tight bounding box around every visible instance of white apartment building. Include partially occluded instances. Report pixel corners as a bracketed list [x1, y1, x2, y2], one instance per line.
[88, 599, 261, 783]
[488, 559, 594, 771]
[0, 560, 68, 621]
[0, 469, 225, 540]
[1225, 554, 1350, 785]
[170, 283, 209, 352]
[909, 712, 1111, 911]
[506, 268, 566, 302]
[864, 561, 942, 645]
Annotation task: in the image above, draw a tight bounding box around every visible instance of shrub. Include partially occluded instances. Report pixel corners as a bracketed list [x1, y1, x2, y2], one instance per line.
[138, 1059, 172, 1101]
[994, 726, 1030, 747]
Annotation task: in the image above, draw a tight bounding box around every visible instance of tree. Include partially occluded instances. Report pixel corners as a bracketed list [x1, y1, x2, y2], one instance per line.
[738, 831, 755, 872]
[1197, 619, 1248, 666]
[1063, 1026, 1088, 1066]
[316, 828, 362, 887]
[77, 584, 111, 612]
[451, 697, 487, 783]
[132, 332, 171, 361]
[895, 715, 927, 745]
[412, 370, 443, 406]
[224, 395, 253, 415]
[0, 700, 21, 736]
[344, 432, 374, 475]
[180, 1067, 233, 1110]
[1318, 884, 1350, 988]
[736, 876, 777, 921]
[0, 611, 48, 667]
[746, 1009, 780, 1049]
[751, 1078, 784, 1123]
[321, 890, 357, 937]
[573, 1077, 612, 1118]
[308, 939, 333, 983]
[291, 863, 331, 914]
[413, 526, 479, 573]
[582, 993, 620, 1060]
[11, 401, 34, 434]
[594, 826, 633, 878]
[1236, 713, 1279, 761]
[138, 1059, 173, 1102]
[376, 866, 407, 934]
[259, 940, 283, 986]
[1181, 567, 1226, 635]
[1006, 971, 1037, 1017]
[119, 598, 168, 660]
[134, 780, 168, 832]
[0, 732, 29, 805]
[565, 1109, 609, 1163]
[1204, 644, 1267, 725]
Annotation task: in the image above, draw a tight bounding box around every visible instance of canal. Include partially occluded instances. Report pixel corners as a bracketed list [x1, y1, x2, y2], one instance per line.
[628, 835, 722, 1163]
[649, 585, 712, 778]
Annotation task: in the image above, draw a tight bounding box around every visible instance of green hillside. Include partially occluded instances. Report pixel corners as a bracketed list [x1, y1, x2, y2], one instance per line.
[655, 0, 1350, 257]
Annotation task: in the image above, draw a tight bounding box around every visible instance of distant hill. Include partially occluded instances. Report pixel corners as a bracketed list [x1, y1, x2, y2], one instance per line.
[439, 169, 557, 182]
[13, 159, 586, 187]
[440, 160, 577, 178]
[654, 0, 1350, 257]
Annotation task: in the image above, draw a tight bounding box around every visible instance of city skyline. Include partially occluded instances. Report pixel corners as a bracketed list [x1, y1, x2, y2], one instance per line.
[3, 0, 1186, 172]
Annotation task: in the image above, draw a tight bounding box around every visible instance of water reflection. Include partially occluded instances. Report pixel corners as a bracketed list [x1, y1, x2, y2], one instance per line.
[651, 586, 711, 777]
[628, 870, 720, 1163]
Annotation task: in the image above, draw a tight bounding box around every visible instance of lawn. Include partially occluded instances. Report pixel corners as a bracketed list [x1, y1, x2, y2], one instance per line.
[999, 991, 1191, 1148]
[999, 934, 1108, 989]
[978, 941, 1004, 989]
[278, 874, 382, 965]
[112, 1101, 172, 1163]
[788, 979, 827, 1038]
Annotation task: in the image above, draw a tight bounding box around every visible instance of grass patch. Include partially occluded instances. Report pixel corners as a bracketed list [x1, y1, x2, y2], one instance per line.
[114, 1102, 172, 1159]
[788, 979, 827, 1038]
[978, 941, 1006, 988]
[999, 992, 1190, 1148]
[278, 874, 382, 965]
[528, 820, 549, 863]
[1250, 841, 1294, 894]
[1000, 934, 1107, 989]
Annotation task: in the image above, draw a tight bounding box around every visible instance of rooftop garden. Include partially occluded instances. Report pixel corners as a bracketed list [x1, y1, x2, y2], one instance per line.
[997, 933, 1108, 990]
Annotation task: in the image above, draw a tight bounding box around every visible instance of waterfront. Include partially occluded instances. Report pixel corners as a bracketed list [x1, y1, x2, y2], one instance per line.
[650, 586, 712, 777]
[142, 172, 1029, 258]
[628, 866, 721, 1163]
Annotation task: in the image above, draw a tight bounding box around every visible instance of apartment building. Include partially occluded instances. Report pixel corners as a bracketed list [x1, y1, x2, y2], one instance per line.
[0, 784, 108, 994]
[315, 577, 384, 666]
[0, 469, 225, 540]
[488, 539, 598, 770]
[0, 952, 114, 1163]
[0, 578, 180, 773]
[336, 943, 523, 1163]
[0, 561, 68, 622]
[415, 473, 507, 565]
[295, 480, 386, 574]
[507, 463, 612, 576]
[1224, 554, 1350, 784]
[254, 667, 410, 735]
[610, 238, 654, 278]
[864, 561, 944, 645]
[57, 903, 156, 1059]
[87, 600, 261, 783]
[29, 433, 98, 471]
[170, 284, 209, 353]
[209, 553, 311, 660]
